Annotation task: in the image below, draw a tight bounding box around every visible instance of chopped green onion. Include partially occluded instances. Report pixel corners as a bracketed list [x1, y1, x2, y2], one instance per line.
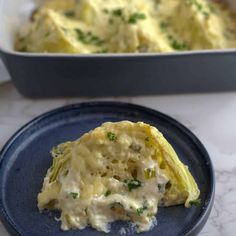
[70, 192, 78, 199]
[185, 0, 211, 18]
[128, 12, 146, 24]
[160, 21, 169, 29]
[124, 179, 142, 191]
[94, 49, 108, 53]
[112, 8, 123, 17]
[19, 46, 27, 52]
[64, 10, 75, 18]
[107, 132, 117, 141]
[167, 35, 187, 50]
[137, 201, 148, 215]
[105, 190, 111, 197]
[75, 28, 104, 46]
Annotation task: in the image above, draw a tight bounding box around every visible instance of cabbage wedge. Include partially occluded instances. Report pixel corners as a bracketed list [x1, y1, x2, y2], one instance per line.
[38, 121, 200, 233]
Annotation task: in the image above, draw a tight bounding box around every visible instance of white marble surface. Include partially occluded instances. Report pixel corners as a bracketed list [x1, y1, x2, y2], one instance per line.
[0, 82, 236, 236]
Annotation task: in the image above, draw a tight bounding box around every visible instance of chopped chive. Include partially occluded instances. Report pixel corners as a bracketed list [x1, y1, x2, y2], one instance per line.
[125, 179, 142, 191]
[167, 34, 187, 50]
[185, 0, 212, 18]
[75, 28, 104, 46]
[105, 190, 111, 197]
[70, 192, 78, 199]
[107, 132, 117, 141]
[64, 10, 75, 18]
[19, 46, 27, 52]
[160, 21, 168, 29]
[137, 201, 148, 215]
[128, 12, 146, 24]
[112, 8, 123, 17]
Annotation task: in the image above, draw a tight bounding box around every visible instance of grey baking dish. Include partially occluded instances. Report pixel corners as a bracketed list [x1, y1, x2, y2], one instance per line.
[1, 0, 236, 98]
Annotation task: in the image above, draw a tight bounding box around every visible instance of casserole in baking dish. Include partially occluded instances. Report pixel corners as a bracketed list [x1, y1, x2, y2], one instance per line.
[1, 0, 236, 97]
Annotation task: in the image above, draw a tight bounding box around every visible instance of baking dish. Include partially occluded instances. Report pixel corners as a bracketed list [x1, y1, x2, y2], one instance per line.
[1, 0, 236, 98]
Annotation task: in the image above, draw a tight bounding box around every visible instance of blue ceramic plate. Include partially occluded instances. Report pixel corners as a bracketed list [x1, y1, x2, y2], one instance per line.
[0, 102, 215, 236]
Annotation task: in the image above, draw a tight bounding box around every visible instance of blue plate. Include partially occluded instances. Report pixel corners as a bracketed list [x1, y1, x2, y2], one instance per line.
[0, 102, 215, 236]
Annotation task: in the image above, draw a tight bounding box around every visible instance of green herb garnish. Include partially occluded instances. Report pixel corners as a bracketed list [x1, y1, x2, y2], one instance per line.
[171, 40, 187, 50]
[137, 201, 148, 215]
[75, 29, 104, 46]
[107, 132, 117, 141]
[64, 10, 75, 18]
[94, 49, 108, 53]
[19, 46, 27, 52]
[189, 199, 201, 207]
[186, 0, 203, 10]
[167, 35, 187, 51]
[185, 0, 212, 18]
[70, 192, 78, 199]
[208, 4, 216, 13]
[112, 8, 123, 17]
[105, 190, 111, 197]
[125, 179, 142, 191]
[128, 12, 146, 24]
[160, 21, 169, 29]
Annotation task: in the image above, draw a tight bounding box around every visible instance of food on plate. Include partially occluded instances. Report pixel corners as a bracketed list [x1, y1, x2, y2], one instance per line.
[15, 0, 236, 53]
[37, 121, 200, 233]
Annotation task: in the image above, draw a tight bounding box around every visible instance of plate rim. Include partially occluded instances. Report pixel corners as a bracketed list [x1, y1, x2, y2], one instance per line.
[0, 101, 215, 236]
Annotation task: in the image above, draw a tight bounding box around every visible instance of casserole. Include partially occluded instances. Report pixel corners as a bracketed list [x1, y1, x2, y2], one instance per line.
[0, 0, 236, 98]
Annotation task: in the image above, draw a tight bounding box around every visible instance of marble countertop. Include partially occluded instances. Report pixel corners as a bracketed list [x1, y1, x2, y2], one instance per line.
[0, 82, 236, 236]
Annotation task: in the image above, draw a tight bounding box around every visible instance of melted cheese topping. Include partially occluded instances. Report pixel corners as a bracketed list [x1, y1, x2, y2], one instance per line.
[37, 121, 200, 233]
[15, 0, 236, 53]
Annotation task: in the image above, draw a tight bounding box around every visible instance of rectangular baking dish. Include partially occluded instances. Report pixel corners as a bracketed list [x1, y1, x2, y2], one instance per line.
[1, 0, 236, 98]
